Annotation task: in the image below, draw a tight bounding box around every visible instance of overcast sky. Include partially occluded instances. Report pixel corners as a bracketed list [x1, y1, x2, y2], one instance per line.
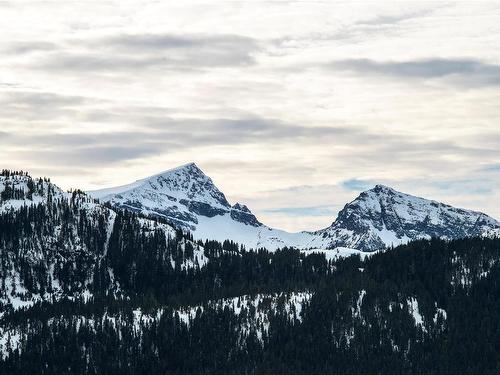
[1, 1, 500, 231]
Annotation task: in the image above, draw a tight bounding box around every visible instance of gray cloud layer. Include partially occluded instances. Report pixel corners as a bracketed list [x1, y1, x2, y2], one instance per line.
[3, 112, 499, 169]
[12, 33, 260, 73]
[329, 58, 500, 86]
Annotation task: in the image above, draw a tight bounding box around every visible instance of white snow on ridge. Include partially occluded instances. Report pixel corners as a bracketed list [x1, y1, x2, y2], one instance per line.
[193, 213, 317, 250]
[89, 164, 500, 252]
[90, 163, 199, 200]
[89, 163, 325, 251]
[315, 184, 500, 251]
[5, 165, 500, 253]
[90, 162, 230, 210]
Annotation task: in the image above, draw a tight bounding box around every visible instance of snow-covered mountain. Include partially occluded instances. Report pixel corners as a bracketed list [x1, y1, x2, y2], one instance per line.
[89, 163, 500, 252]
[313, 184, 500, 251]
[91, 163, 260, 230]
[90, 163, 316, 251]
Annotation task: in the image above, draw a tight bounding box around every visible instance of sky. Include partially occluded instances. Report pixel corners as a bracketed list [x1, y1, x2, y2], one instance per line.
[1, 1, 500, 232]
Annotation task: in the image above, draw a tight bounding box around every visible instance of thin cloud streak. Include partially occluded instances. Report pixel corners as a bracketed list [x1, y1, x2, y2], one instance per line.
[328, 58, 500, 87]
[10, 33, 261, 73]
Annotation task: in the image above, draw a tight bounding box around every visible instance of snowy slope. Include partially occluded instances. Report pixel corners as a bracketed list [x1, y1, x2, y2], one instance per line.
[312, 185, 500, 251]
[89, 164, 500, 252]
[91, 163, 260, 229]
[90, 163, 319, 251]
[0, 174, 65, 212]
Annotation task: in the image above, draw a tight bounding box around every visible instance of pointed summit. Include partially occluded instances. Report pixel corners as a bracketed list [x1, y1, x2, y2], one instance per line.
[157, 162, 201, 175]
[371, 184, 396, 194]
[147, 162, 207, 182]
[92, 162, 229, 206]
[90, 162, 257, 232]
[316, 184, 500, 251]
[149, 162, 229, 207]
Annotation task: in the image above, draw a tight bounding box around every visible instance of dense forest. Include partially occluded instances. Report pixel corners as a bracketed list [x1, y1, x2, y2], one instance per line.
[1, 172, 500, 374]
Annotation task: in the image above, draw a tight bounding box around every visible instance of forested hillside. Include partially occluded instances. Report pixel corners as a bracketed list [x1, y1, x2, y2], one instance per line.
[1, 171, 500, 374]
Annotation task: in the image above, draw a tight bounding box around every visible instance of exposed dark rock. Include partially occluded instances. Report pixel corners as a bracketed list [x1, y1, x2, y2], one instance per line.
[180, 199, 227, 218]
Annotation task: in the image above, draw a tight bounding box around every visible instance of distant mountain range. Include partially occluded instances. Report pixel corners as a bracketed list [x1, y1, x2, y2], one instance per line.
[89, 162, 500, 251]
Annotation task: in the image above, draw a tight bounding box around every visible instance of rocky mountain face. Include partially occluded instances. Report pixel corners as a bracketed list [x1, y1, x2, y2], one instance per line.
[90, 163, 316, 251]
[314, 184, 500, 251]
[90, 164, 500, 252]
[91, 163, 262, 230]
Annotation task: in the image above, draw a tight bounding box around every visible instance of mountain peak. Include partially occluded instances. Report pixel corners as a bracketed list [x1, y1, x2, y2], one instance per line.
[171, 161, 199, 172]
[371, 184, 397, 194]
[318, 183, 500, 251]
[153, 162, 204, 179]
[89, 163, 500, 252]
[89, 163, 237, 230]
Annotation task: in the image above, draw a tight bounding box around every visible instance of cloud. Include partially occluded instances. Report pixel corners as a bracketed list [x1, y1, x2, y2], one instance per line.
[328, 58, 500, 87]
[34, 145, 164, 166]
[2, 95, 499, 172]
[102, 33, 257, 54]
[143, 117, 360, 145]
[274, 5, 438, 48]
[0, 91, 86, 107]
[2, 41, 58, 55]
[357, 8, 436, 26]
[428, 179, 494, 196]
[0, 90, 91, 121]
[483, 164, 500, 172]
[342, 179, 377, 191]
[26, 33, 260, 73]
[0, 116, 360, 166]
